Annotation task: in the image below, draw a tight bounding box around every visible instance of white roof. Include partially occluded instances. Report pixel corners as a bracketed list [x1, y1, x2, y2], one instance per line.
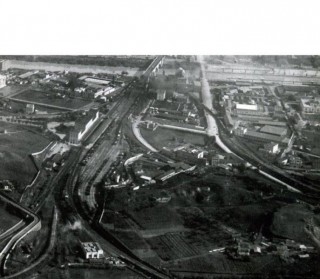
[236, 104, 258, 111]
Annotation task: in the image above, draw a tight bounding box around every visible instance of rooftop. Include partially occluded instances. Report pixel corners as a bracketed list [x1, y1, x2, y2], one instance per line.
[260, 125, 287, 136]
[236, 103, 258, 111]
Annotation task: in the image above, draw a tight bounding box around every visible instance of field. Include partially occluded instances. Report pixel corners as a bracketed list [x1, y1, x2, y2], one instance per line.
[271, 203, 320, 245]
[14, 89, 91, 109]
[0, 122, 50, 186]
[66, 267, 142, 279]
[165, 253, 284, 276]
[140, 126, 206, 150]
[147, 232, 201, 261]
[129, 206, 184, 231]
[0, 198, 23, 236]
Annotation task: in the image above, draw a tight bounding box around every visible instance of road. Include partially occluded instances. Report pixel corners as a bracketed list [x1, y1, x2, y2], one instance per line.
[0, 194, 41, 274]
[132, 116, 158, 152]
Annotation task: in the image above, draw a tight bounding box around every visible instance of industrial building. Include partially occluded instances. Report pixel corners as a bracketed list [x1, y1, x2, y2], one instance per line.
[69, 110, 100, 145]
[234, 103, 269, 117]
[80, 242, 104, 260]
[260, 125, 287, 137]
[0, 74, 6, 89]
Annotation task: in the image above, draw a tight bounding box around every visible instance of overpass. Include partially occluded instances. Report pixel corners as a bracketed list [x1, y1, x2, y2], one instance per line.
[142, 56, 165, 83]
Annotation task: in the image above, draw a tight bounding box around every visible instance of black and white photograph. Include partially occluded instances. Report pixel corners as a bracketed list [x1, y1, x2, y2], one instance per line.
[0, 1, 320, 278]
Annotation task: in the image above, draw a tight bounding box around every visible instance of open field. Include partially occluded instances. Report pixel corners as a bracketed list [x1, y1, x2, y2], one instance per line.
[0, 122, 50, 186]
[129, 206, 183, 231]
[165, 253, 284, 275]
[0, 198, 23, 236]
[14, 89, 91, 110]
[271, 203, 320, 245]
[67, 267, 142, 279]
[140, 126, 206, 149]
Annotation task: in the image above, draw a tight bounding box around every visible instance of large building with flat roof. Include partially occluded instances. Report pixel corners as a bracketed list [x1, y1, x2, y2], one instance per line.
[260, 125, 287, 137]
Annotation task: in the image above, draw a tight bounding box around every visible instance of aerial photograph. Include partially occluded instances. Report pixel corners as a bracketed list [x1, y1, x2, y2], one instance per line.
[0, 54, 319, 279]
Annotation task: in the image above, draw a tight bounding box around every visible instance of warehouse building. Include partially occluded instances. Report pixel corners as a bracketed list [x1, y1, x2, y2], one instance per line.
[69, 110, 99, 145]
[260, 125, 287, 137]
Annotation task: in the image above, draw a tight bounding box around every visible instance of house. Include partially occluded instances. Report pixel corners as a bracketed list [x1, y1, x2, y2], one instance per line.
[80, 242, 104, 260]
[26, 104, 35, 114]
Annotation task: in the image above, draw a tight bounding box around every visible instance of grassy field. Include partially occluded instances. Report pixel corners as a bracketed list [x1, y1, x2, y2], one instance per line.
[15, 89, 91, 109]
[0, 122, 50, 186]
[271, 203, 320, 245]
[140, 126, 206, 150]
[0, 198, 23, 236]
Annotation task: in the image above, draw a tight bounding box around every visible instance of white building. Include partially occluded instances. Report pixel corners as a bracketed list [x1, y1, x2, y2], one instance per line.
[69, 111, 100, 145]
[80, 242, 104, 260]
[263, 142, 279, 154]
[156, 89, 166, 101]
[0, 75, 6, 89]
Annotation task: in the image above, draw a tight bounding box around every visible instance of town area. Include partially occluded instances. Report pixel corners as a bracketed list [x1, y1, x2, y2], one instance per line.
[0, 55, 320, 279]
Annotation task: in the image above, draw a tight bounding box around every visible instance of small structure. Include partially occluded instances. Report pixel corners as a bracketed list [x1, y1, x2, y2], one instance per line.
[238, 241, 250, 256]
[0, 74, 6, 89]
[80, 242, 104, 260]
[156, 89, 166, 101]
[26, 104, 35, 114]
[262, 142, 279, 154]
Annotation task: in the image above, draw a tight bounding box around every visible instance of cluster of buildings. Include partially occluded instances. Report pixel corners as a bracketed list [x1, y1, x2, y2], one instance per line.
[300, 97, 320, 116]
[149, 98, 200, 126]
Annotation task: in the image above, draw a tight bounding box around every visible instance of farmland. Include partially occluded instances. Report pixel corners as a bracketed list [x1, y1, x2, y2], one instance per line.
[0, 122, 50, 187]
[14, 89, 91, 110]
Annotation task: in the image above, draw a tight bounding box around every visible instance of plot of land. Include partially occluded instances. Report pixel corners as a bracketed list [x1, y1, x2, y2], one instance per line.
[14, 89, 91, 109]
[0, 122, 50, 186]
[272, 203, 320, 245]
[129, 206, 183, 231]
[0, 198, 23, 236]
[140, 126, 206, 150]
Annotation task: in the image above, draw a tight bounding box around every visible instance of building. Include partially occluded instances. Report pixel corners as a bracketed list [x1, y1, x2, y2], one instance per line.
[234, 103, 269, 117]
[300, 97, 320, 115]
[26, 104, 35, 114]
[0, 74, 6, 89]
[239, 129, 289, 146]
[156, 89, 166, 101]
[224, 110, 234, 127]
[69, 110, 99, 145]
[80, 242, 104, 260]
[260, 125, 287, 137]
[263, 142, 279, 154]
